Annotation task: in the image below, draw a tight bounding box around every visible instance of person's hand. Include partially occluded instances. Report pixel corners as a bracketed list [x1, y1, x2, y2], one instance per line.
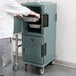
[29, 10, 40, 19]
[34, 13, 40, 19]
[16, 14, 23, 19]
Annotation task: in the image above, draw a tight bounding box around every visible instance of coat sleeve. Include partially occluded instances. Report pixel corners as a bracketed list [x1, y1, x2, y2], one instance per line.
[4, 0, 31, 16]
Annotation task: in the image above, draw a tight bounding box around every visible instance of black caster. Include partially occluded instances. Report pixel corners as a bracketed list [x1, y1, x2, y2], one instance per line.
[49, 60, 55, 65]
[39, 67, 44, 75]
[13, 63, 19, 71]
[25, 64, 28, 71]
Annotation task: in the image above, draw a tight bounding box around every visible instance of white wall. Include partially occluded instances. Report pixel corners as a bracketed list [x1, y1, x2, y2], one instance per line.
[15, 0, 76, 64]
[39, 0, 76, 64]
[56, 0, 76, 64]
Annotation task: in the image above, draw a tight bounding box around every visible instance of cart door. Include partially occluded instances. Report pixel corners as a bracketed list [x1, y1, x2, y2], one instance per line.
[22, 36, 44, 65]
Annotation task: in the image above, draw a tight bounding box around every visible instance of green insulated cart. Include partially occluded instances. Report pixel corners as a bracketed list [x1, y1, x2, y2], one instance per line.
[14, 2, 57, 74]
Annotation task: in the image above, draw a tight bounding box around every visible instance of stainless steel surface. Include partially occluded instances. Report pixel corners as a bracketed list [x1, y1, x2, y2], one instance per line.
[15, 34, 18, 63]
[29, 24, 40, 29]
[23, 16, 39, 22]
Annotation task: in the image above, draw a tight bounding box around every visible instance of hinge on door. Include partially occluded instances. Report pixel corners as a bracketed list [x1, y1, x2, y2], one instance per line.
[41, 43, 47, 57]
[55, 13, 57, 22]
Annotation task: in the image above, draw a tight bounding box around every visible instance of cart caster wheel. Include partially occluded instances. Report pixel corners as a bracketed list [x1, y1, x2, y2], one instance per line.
[49, 60, 55, 65]
[39, 67, 44, 75]
[13, 63, 19, 71]
[52, 60, 55, 65]
[51, 60, 55, 65]
[25, 64, 28, 71]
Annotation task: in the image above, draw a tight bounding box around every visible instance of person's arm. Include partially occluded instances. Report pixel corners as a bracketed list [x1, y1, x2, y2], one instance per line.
[3, 0, 40, 18]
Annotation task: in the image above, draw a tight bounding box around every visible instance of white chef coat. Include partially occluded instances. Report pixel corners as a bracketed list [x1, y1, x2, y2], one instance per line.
[0, 0, 31, 39]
